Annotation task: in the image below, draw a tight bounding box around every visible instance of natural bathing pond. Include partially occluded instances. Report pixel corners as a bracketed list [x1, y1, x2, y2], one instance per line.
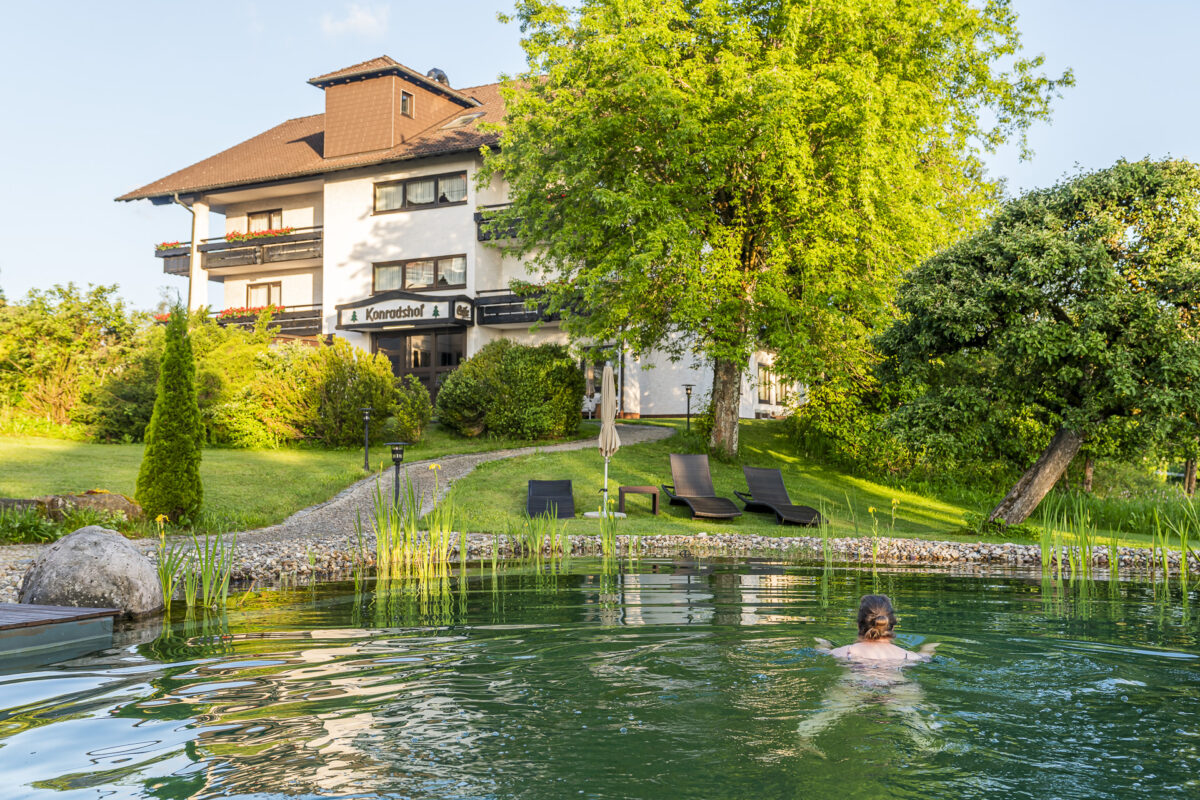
[1, 560, 1197, 799]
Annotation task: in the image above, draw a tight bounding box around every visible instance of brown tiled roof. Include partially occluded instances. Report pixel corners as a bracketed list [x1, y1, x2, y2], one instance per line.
[309, 54, 479, 108]
[308, 55, 400, 84]
[116, 82, 504, 202]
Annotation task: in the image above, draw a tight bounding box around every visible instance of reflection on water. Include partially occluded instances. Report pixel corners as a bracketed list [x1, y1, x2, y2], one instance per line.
[0, 560, 1197, 799]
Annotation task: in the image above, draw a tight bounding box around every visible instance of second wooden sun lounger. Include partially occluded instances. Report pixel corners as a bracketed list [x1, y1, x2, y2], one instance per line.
[661, 454, 742, 520]
[734, 466, 823, 526]
[527, 480, 575, 518]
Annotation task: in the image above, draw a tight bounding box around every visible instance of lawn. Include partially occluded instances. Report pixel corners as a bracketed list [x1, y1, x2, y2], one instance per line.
[450, 419, 987, 542]
[0, 421, 599, 534]
[450, 419, 1178, 548]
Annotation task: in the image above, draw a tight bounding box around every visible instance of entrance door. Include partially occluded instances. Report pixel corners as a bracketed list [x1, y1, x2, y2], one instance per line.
[375, 329, 466, 399]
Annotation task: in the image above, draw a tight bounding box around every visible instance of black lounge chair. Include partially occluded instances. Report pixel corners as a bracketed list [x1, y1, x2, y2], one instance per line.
[734, 466, 823, 526]
[527, 479, 575, 518]
[661, 454, 742, 520]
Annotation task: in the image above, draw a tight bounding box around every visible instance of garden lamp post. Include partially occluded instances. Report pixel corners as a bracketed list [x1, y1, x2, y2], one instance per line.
[683, 384, 695, 432]
[384, 442, 409, 506]
[360, 407, 372, 471]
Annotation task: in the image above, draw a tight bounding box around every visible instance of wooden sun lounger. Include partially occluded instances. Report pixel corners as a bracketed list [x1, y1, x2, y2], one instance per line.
[526, 479, 575, 518]
[734, 466, 823, 526]
[661, 454, 742, 520]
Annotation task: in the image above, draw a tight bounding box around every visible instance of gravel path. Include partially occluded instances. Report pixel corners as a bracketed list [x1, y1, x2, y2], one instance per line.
[0, 424, 672, 601]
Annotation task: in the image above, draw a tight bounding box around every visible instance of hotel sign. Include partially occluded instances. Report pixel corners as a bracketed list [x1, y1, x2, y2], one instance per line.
[336, 291, 473, 331]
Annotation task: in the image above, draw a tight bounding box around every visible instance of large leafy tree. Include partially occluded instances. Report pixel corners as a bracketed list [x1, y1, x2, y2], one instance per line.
[881, 160, 1200, 525]
[482, 0, 1068, 455]
[0, 283, 137, 424]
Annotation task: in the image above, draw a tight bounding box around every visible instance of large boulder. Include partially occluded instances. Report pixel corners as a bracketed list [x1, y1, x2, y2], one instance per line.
[19, 527, 163, 618]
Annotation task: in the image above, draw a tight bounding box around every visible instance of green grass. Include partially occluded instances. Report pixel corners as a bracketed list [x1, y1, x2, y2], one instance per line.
[450, 419, 984, 541]
[0, 421, 599, 535]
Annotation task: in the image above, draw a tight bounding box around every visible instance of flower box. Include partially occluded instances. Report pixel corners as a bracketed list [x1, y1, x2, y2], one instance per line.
[154, 245, 190, 258]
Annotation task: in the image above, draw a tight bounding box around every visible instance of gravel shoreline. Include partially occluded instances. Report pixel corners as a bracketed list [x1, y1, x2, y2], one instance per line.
[3, 423, 1198, 601]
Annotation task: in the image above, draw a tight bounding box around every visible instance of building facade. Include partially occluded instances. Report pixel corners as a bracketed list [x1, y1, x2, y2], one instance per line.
[119, 56, 795, 418]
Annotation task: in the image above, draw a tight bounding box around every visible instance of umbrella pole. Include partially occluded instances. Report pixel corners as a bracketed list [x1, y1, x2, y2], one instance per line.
[603, 457, 610, 516]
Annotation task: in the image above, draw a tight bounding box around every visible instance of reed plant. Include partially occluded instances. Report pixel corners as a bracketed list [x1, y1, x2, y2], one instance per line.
[185, 531, 237, 609]
[599, 500, 619, 558]
[816, 500, 834, 568]
[154, 514, 186, 613]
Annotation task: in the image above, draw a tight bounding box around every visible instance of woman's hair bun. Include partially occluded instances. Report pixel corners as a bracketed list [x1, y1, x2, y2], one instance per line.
[857, 595, 897, 641]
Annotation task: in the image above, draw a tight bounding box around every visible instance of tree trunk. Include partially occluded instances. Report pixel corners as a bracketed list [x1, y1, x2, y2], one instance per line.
[988, 427, 1086, 526]
[1082, 456, 1095, 493]
[708, 357, 742, 458]
[1185, 458, 1197, 496]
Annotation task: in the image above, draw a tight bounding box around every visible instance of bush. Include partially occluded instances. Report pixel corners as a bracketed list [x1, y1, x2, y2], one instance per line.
[388, 375, 433, 442]
[436, 339, 585, 440]
[0, 506, 59, 544]
[303, 338, 396, 447]
[135, 307, 204, 522]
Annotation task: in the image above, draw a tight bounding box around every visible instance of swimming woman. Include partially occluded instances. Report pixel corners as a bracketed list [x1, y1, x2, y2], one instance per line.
[814, 594, 939, 662]
[798, 594, 940, 753]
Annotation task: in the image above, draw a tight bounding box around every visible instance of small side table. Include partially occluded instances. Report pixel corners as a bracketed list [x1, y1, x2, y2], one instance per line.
[618, 485, 660, 515]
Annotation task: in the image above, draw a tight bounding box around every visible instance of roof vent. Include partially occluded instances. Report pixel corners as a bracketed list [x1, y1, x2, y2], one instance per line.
[426, 67, 450, 86]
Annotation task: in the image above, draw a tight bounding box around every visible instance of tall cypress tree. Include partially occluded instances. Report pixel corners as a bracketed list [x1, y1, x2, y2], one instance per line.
[135, 306, 203, 521]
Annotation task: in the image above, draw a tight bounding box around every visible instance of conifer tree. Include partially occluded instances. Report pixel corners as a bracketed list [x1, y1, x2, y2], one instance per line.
[135, 306, 203, 521]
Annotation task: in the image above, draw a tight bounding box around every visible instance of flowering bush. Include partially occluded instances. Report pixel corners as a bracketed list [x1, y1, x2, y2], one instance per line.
[156, 241, 186, 251]
[216, 305, 283, 320]
[152, 313, 170, 322]
[225, 227, 295, 243]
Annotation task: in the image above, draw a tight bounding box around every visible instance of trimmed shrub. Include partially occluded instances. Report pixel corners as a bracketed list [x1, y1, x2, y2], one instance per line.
[436, 339, 585, 440]
[436, 339, 508, 437]
[135, 307, 203, 521]
[387, 374, 433, 442]
[303, 338, 395, 447]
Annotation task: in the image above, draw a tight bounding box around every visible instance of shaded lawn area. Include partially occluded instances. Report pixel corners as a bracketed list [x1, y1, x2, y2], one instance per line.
[0, 421, 599, 533]
[451, 419, 989, 542]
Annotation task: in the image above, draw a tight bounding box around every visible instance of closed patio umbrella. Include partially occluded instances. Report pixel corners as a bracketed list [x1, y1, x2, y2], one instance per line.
[598, 362, 621, 515]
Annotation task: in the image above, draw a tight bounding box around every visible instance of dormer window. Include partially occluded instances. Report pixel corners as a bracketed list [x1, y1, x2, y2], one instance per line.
[400, 90, 414, 118]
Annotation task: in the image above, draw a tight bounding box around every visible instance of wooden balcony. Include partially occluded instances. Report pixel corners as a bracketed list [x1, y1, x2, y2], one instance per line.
[154, 227, 323, 276]
[213, 304, 324, 337]
[200, 226, 323, 272]
[474, 205, 519, 242]
[475, 290, 558, 326]
[154, 245, 191, 276]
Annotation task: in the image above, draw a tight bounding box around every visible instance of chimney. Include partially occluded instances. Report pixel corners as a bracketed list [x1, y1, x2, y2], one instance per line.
[309, 57, 480, 159]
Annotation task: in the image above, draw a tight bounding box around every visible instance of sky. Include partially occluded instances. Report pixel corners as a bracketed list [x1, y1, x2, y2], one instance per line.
[1, 0, 1199, 311]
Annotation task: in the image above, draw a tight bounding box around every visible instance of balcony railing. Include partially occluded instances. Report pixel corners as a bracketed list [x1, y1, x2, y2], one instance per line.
[213, 304, 324, 337]
[153, 227, 323, 276]
[155, 245, 191, 276]
[475, 289, 558, 326]
[474, 205, 519, 242]
[200, 226, 323, 271]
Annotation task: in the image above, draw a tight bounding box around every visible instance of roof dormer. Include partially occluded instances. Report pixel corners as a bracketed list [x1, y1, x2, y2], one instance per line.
[308, 56, 480, 159]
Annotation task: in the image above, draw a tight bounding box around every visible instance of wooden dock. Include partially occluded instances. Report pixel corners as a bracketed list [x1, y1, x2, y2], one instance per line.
[0, 603, 118, 672]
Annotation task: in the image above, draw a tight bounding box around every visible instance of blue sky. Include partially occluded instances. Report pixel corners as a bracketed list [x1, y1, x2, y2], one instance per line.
[1, 1, 1198, 310]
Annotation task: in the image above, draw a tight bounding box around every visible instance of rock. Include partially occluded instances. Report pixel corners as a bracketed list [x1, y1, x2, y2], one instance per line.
[37, 491, 143, 522]
[0, 498, 39, 513]
[18, 527, 163, 618]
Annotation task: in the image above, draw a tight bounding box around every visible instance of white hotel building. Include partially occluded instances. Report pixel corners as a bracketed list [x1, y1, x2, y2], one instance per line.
[119, 57, 794, 418]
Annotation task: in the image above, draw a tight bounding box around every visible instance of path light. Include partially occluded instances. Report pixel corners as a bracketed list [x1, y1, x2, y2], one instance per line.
[360, 407, 373, 471]
[683, 384, 695, 433]
[384, 442, 409, 506]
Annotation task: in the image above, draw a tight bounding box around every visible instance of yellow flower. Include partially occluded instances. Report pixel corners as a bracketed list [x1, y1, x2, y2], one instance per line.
[868, 507, 876, 514]
[428, 463, 442, 471]
[155, 514, 169, 524]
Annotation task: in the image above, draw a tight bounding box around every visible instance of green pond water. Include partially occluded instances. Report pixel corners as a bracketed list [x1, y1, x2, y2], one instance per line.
[1, 559, 1198, 799]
